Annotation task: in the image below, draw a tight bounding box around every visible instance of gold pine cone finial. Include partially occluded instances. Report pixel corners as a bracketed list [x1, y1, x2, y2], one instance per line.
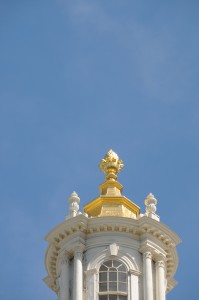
[98, 149, 124, 181]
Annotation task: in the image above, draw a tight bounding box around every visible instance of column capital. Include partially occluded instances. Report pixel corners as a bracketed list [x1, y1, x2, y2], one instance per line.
[155, 257, 166, 269]
[143, 250, 152, 260]
[139, 243, 153, 256]
[74, 251, 83, 260]
[60, 251, 70, 265]
[154, 253, 166, 263]
[155, 259, 166, 269]
[73, 243, 85, 254]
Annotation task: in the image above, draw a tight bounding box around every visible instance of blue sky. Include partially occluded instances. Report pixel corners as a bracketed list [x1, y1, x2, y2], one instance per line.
[0, 1, 198, 299]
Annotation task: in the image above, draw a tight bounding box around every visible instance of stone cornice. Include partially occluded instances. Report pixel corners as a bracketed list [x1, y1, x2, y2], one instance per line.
[139, 240, 167, 258]
[167, 278, 178, 293]
[60, 237, 86, 258]
[138, 216, 181, 245]
[43, 275, 58, 294]
[44, 214, 88, 243]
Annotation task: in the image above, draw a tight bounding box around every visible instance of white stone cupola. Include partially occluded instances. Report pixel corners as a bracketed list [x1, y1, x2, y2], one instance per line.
[44, 150, 181, 300]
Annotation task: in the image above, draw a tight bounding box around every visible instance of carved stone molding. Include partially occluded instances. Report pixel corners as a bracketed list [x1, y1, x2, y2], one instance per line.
[74, 251, 82, 261]
[73, 243, 85, 259]
[154, 253, 166, 264]
[129, 269, 141, 276]
[86, 268, 98, 276]
[60, 253, 69, 266]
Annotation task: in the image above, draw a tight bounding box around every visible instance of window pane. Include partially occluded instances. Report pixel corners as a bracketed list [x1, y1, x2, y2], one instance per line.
[99, 296, 108, 300]
[109, 281, 117, 291]
[118, 265, 126, 272]
[99, 272, 107, 282]
[112, 261, 121, 268]
[109, 296, 117, 300]
[100, 265, 108, 271]
[118, 272, 126, 282]
[109, 267, 117, 272]
[104, 260, 112, 267]
[109, 271, 117, 281]
[118, 282, 127, 292]
[99, 282, 107, 292]
[119, 296, 127, 300]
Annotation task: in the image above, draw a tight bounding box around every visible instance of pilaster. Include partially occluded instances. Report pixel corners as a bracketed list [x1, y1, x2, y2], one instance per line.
[129, 270, 140, 300]
[86, 269, 97, 300]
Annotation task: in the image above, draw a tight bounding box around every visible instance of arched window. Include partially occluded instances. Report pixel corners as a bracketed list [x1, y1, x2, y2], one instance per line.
[99, 260, 128, 300]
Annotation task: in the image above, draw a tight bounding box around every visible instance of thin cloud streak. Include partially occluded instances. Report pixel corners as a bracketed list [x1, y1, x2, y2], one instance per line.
[61, 1, 196, 104]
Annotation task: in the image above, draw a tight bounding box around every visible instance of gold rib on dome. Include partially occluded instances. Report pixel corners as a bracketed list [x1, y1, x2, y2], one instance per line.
[83, 150, 140, 218]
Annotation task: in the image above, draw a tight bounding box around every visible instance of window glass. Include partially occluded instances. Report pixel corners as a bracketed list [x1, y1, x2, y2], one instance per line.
[109, 281, 117, 291]
[112, 261, 121, 268]
[118, 283, 126, 292]
[99, 282, 107, 292]
[118, 265, 126, 272]
[100, 265, 108, 271]
[99, 296, 107, 300]
[104, 261, 112, 267]
[109, 267, 117, 272]
[109, 271, 117, 281]
[99, 296, 127, 300]
[118, 272, 126, 282]
[99, 272, 107, 281]
[109, 296, 117, 300]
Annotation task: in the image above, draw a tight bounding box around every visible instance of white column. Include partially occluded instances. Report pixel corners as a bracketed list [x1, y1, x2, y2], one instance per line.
[59, 254, 69, 300]
[73, 248, 83, 300]
[156, 258, 166, 300]
[130, 270, 139, 300]
[143, 251, 154, 300]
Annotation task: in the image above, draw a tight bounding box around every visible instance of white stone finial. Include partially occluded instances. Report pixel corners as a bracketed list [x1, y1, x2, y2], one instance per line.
[68, 191, 80, 218]
[144, 193, 160, 221]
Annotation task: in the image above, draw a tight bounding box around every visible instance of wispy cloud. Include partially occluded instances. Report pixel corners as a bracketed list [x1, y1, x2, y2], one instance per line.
[60, 0, 116, 32]
[59, 1, 193, 104]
